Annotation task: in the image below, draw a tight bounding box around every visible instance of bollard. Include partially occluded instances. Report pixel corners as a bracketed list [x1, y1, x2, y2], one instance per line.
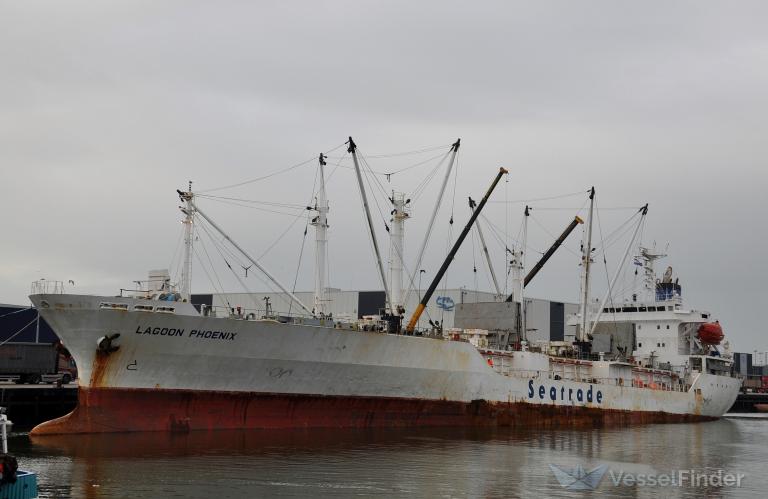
[0, 408, 12, 454]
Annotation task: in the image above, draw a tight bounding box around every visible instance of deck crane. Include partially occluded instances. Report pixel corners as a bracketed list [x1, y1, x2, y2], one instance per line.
[405, 167, 508, 334]
[505, 215, 584, 302]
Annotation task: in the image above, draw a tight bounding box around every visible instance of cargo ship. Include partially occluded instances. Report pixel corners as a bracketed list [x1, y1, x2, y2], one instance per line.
[29, 139, 740, 434]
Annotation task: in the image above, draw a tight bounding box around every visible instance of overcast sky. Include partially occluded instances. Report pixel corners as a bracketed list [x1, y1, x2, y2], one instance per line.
[1, 1, 766, 351]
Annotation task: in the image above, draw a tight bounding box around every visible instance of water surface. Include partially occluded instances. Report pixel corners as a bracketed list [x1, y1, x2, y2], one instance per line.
[10, 418, 767, 498]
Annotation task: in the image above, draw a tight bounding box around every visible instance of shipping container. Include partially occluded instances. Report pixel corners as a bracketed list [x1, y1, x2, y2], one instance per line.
[743, 378, 762, 389]
[0, 304, 75, 383]
[0, 343, 76, 384]
[754, 351, 768, 367]
[735, 352, 755, 376]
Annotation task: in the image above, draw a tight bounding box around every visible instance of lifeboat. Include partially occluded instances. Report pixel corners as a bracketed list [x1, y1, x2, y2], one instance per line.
[697, 322, 724, 345]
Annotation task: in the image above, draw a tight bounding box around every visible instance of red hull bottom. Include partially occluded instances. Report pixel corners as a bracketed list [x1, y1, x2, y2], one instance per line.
[30, 387, 716, 435]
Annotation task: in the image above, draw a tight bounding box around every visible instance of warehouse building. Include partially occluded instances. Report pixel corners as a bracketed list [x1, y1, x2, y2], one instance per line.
[191, 289, 578, 344]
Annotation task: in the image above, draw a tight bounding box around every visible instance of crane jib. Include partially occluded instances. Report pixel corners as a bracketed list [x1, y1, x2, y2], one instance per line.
[505, 215, 584, 302]
[405, 167, 508, 333]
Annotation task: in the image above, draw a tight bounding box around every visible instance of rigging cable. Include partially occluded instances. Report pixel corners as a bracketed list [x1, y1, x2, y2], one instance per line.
[356, 149, 392, 233]
[0, 307, 34, 320]
[504, 172, 510, 295]
[528, 214, 582, 258]
[594, 210, 644, 254]
[197, 215, 298, 313]
[168, 225, 186, 288]
[191, 245, 229, 308]
[488, 189, 587, 204]
[193, 222, 233, 303]
[288, 163, 320, 315]
[471, 226, 479, 295]
[596, 200, 619, 328]
[0, 317, 39, 347]
[438, 149, 461, 325]
[191, 196, 306, 217]
[289, 223, 309, 316]
[195, 195, 307, 210]
[409, 151, 452, 203]
[196, 220, 262, 311]
[198, 142, 346, 194]
[258, 209, 310, 261]
[325, 143, 453, 176]
[324, 150, 348, 184]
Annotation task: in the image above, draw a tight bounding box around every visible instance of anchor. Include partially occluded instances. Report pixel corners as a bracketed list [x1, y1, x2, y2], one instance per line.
[96, 333, 121, 354]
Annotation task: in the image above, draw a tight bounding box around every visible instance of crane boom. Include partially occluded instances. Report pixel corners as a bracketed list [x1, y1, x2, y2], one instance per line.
[505, 215, 583, 301]
[405, 167, 508, 333]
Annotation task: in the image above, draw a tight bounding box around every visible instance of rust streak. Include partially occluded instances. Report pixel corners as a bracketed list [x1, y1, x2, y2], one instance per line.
[89, 351, 111, 388]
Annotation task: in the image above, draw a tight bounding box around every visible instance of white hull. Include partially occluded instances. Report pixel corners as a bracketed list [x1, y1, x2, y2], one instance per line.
[29, 294, 741, 434]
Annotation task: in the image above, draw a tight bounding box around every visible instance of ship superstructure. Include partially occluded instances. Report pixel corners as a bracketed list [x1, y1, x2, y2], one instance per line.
[577, 246, 735, 388]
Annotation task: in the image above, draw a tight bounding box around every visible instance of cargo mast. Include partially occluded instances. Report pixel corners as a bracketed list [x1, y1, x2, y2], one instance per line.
[508, 244, 524, 338]
[178, 182, 194, 301]
[578, 187, 595, 342]
[311, 153, 330, 316]
[348, 137, 393, 314]
[520, 206, 529, 339]
[389, 192, 410, 315]
[505, 209, 583, 341]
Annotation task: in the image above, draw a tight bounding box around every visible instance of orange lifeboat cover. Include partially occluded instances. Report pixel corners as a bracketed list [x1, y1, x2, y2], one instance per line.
[697, 322, 724, 345]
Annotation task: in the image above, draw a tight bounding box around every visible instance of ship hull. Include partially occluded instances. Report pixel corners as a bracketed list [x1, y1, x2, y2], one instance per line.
[32, 387, 717, 435]
[29, 294, 740, 434]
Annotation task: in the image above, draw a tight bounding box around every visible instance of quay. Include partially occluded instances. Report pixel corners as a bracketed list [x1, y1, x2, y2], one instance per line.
[729, 392, 768, 413]
[0, 384, 77, 430]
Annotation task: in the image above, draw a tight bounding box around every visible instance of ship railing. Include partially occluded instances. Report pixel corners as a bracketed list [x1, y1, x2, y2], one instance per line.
[488, 366, 550, 379]
[30, 280, 65, 295]
[597, 377, 689, 392]
[484, 360, 691, 392]
[196, 304, 317, 321]
[194, 304, 388, 331]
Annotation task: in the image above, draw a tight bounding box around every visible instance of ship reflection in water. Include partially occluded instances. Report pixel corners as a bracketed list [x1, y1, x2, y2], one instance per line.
[12, 419, 768, 498]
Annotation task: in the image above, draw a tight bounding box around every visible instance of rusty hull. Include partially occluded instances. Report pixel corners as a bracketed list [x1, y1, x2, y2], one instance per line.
[30, 387, 716, 435]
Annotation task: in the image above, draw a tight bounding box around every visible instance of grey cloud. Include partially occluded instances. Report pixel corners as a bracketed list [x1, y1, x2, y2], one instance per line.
[0, 1, 766, 350]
